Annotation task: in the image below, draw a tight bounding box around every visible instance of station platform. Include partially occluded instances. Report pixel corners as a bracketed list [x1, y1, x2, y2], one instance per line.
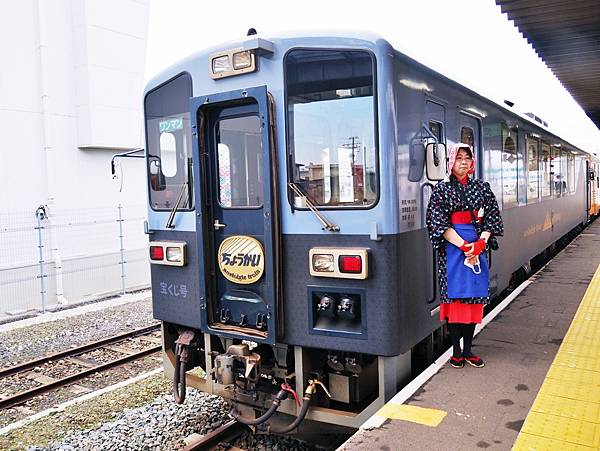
[341, 219, 600, 450]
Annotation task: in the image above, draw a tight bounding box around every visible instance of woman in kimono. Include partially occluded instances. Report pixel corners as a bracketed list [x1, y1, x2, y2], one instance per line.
[426, 143, 503, 368]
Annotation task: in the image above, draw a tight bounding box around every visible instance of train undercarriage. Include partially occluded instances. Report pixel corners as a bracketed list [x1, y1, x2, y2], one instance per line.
[161, 323, 413, 430]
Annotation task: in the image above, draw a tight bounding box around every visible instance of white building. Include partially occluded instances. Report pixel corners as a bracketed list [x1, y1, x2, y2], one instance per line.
[0, 0, 151, 316]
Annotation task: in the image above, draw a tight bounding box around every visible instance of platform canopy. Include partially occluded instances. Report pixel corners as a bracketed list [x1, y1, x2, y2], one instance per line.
[496, 0, 600, 129]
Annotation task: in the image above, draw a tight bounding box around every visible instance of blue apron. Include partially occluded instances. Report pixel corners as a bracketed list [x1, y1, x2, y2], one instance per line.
[446, 223, 489, 299]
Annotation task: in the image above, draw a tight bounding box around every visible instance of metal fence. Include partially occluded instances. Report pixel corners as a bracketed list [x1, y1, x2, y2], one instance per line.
[0, 204, 150, 317]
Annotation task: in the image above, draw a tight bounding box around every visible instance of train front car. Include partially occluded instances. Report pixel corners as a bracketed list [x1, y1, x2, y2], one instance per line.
[144, 32, 437, 430]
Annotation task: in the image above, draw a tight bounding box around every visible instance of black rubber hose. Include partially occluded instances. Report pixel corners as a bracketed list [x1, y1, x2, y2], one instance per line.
[268, 394, 313, 434]
[230, 389, 287, 425]
[173, 353, 186, 404]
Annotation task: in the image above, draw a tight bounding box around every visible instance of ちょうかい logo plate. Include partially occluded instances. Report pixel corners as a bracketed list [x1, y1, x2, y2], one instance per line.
[217, 236, 265, 284]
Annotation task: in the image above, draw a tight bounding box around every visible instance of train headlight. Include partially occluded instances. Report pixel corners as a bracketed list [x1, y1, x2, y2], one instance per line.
[233, 51, 252, 70]
[212, 55, 231, 74]
[210, 48, 256, 79]
[309, 248, 368, 279]
[166, 246, 183, 263]
[312, 254, 334, 272]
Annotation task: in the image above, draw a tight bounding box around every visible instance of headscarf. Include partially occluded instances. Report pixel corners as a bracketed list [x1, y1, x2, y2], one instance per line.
[447, 142, 475, 176]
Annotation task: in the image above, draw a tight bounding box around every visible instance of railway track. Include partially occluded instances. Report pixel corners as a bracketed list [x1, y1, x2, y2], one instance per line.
[0, 324, 162, 410]
[182, 420, 249, 451]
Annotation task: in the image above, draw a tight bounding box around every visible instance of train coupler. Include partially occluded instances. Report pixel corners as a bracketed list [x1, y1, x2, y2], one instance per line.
[173, 330, 196, 404]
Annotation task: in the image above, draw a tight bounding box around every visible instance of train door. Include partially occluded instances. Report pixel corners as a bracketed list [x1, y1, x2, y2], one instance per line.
[425, 99, 446, 307]
[586, 160, 591, 220]
[458, 112, 497, 286]
[190, 86, 280, 345]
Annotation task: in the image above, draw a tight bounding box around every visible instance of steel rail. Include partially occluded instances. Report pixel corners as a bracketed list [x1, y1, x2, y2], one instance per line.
[0, 344, 161, 410]
[0, 323, 162, 410]
[182, 420, 249, 451]
[0, 323, 160, 378]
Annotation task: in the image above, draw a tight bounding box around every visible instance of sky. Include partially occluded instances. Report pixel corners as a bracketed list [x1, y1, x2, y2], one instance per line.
[145, 0, 600, 155]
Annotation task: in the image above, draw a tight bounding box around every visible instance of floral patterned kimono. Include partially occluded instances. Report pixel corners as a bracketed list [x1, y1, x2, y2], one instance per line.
[426, 175, 504, 323]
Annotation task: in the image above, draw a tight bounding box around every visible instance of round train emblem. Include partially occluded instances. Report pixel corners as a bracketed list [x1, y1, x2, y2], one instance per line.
[217, 236, 265, 284]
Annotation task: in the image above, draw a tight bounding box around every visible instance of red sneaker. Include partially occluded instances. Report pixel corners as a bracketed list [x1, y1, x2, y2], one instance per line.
[464, 355, 485, 368]
[449, 356, 464, 368]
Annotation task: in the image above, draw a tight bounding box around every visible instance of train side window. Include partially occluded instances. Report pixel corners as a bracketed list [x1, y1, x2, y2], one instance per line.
[460, 127, 474, 147]
[429, 121, 443, 142]
[501, 127, 518, 208]
[526, 135, 539, 204]
[541, 142, 552, 199]
[553, 146, 563, 198]
[567, 150, 575, 194]
[559, 147, 567, 196]
[145, 72, 194, 211]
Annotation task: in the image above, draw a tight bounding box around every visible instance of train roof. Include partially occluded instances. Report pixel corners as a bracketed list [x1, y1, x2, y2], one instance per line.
[145, 30, 597, 160]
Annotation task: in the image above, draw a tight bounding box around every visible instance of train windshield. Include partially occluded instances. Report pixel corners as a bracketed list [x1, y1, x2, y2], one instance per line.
[286, 49, 378, 208]
[145, 73, 194, 211]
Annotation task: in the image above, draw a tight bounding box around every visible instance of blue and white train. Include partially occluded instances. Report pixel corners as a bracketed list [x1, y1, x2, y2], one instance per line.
[139, 31, 600, 429]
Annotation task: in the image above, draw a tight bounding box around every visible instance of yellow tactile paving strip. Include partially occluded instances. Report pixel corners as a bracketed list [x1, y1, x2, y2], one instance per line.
[513, 264, 600, 450]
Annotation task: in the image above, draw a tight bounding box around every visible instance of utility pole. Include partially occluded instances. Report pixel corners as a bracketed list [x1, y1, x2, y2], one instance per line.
[342, 136, 360, 164]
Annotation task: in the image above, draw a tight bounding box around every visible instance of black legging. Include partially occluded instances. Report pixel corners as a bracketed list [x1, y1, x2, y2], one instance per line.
[448, 323, 477, 357]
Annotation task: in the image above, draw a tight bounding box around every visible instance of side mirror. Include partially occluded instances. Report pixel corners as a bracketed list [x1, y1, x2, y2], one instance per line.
[149, 156, 166, 191]
[408, 142, 426, 182]
[425, 142, 447, 181]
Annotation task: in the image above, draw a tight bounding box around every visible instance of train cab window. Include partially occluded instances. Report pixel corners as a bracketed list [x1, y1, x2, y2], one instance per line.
[145, 73, 194, 211]
[216, 116, 263, 207]
[526, 136, 540, 204]
[501, 127, 518, 208]
[286, 49, 377, 208]
[460, 127, 474, 147]
[541, 142, 552, 199]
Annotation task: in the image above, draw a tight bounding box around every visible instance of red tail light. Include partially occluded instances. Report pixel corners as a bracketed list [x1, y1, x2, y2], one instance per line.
[339, 255, 362, 273]
[150, 245, 164, 261]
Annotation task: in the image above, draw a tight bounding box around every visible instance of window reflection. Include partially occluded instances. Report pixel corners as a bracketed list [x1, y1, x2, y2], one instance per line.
[159, 132, 177, 177]
[430, 121, 443, 143]
[502, 128, 518, 207]
[567, 151, 575, 193]
[145, 73, 193, 211]
[541, 142, 551, 199]
[553, 146, 563, 198]
[461, 127, 474, 147]
[526, 137, 539, 203]
[217, 116, 262, 208]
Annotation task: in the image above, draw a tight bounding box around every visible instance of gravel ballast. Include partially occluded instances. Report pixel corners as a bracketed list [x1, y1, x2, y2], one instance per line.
[0, 295, 331, 450]
[2, 374, 324, 451]
[0, 298, 155, 369]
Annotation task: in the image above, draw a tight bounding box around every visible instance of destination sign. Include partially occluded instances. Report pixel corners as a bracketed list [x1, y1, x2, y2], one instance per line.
[159, 117, 184, 133]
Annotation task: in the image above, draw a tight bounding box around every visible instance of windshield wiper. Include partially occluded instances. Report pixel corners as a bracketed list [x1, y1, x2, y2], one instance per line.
[288, 182, 339, 232]
[165, 183, 188, 229]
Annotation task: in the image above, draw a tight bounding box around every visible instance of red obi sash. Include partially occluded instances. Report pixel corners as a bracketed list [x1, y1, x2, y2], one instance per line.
[450, 210, 482, 225]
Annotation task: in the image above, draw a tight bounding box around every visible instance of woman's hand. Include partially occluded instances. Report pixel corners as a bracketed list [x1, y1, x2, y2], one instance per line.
[465, 255, 479, 266]
[459, 242, 473, 253]
[465, 239, 486, 257]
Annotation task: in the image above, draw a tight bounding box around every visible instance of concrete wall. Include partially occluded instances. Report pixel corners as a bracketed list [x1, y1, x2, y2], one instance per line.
[0, 0, 151, 315]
